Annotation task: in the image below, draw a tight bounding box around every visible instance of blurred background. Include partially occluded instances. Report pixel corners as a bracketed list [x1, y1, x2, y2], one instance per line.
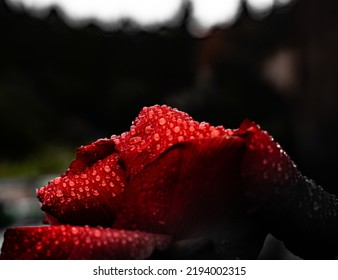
[1, 0, 338, 259]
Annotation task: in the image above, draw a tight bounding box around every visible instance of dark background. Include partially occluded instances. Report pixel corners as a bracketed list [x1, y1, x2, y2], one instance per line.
[0, 0, 337, 258]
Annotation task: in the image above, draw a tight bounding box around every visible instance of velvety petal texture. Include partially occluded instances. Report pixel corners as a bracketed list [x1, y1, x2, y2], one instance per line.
[113, 136, 268, 259]
[114, 137, 246, 238]
[0, 226, 170, 260]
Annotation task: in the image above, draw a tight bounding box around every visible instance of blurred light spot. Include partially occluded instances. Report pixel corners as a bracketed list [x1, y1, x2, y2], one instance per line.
[263, 48, 298, 94]
[246, 0, 274, 15]
[7, 0, 294, 32]
[189, 0, 241, 34]
[7, 0, 184, 28]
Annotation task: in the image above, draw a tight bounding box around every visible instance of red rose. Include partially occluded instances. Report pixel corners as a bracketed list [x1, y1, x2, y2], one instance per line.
[1, 105, 337, 259]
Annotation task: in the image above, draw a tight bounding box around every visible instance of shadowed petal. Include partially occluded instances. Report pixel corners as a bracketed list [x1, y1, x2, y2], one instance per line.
[236, 120, 338, 259]
[113, 136, 267, 259]
[237, 119, 301, 198]
[0, 226, 171, 260]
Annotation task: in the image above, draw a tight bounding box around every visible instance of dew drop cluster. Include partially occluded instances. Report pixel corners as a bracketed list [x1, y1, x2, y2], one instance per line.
[37, 152, 126, 226]
[1, 226, 170, 259]
[114, 105, 234, 177]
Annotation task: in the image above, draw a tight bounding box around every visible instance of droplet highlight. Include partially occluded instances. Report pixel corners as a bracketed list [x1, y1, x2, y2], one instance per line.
[56, 190, 64, 197]
[159, 118, 166, 125]
[129, 136, 142, 145]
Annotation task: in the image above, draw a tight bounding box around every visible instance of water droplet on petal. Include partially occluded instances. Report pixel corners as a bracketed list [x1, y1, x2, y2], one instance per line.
[267, 145, 273, 153]
[71, 227, 79, 234]
[227, 129, 234, 136]
[79, 187, 84, 193]
[93, 190, 100, 196]
[153, 133, 160, 141]
[145, 125, 153, 134]
[35, 242, 43, 250]
[199, 122, 207, 130]
[178, 136, 184, 142]
[174, 126, 180, 133]
[159, 118, 166, 125]
[95, 175, 101, 181]
[54, 177, 61, 185]
[81, 174, 87, 179]
[130, 128, 136, 136]
[94, 229, 101, 237]
[210, 129, 220, 137]
[69, 181, 75, 187]
[56, 190, 64, 197]
[104, 165, 111, 173]
[248, 144, 255, 150]
[143, 146, 150, 153]
[129, 136, 142, 145]
[37, 188, 45, 195]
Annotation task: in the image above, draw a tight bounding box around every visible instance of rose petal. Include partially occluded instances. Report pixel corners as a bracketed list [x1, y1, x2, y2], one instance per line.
[37, 138, 126, 226]
[114, 105, 233, 178]
[114, 136, 245, 235]
[0, 226, 171, 260]
[236, 120, 338, 259]
[235, 120, 302, 200]
[113, 136, 267, 258]
[68, 138, 117, 172]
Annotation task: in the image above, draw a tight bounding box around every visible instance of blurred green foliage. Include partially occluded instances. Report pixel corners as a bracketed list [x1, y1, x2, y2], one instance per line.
[0, 146, 74, 178]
